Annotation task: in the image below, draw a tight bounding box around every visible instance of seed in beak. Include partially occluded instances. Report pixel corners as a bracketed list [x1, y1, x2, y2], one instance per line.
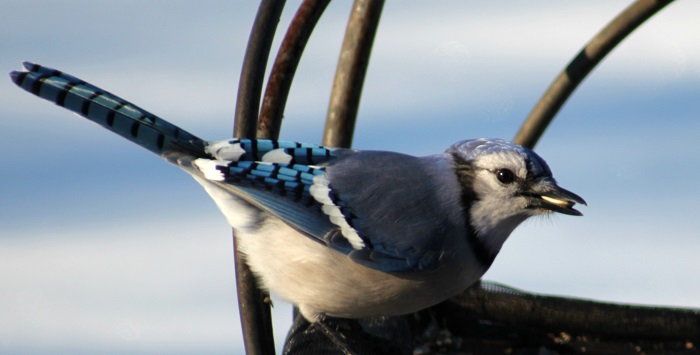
[541, 195, 573, 208]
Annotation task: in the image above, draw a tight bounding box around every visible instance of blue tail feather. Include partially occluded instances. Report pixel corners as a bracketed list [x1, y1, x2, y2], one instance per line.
[10, 62, 343, 166]
[10, 62, 206, 157]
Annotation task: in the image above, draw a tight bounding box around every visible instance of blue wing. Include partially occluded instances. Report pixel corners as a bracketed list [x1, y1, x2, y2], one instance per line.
[196, 158, 361, 255]
[322, 151, 464, 272]
[201, 150, 461, 273]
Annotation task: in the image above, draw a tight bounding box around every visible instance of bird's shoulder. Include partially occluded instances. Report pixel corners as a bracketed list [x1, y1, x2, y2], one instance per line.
[321, 150, 469, 271]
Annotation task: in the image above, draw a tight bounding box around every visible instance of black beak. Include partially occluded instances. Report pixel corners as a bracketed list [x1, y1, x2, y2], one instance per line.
[526, 181, 587, 216]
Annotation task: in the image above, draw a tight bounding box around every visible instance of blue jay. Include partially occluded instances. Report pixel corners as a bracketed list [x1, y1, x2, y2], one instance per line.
[10, 62, 585, 321]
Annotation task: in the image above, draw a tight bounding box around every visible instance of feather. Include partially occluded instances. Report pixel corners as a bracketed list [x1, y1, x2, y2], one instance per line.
[10, 62, 206, 157]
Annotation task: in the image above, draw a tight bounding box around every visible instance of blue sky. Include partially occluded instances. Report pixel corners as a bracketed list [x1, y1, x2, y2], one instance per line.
[1, 1, 699, 353]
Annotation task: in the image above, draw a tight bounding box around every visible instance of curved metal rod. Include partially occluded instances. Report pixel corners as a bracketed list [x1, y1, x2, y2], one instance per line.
[257, 0, 331, 140]
[234, 0, 286, 139]
[323, 0, 385, 148]
[513, 0, 675, 149]
[232, 1, 285, 354]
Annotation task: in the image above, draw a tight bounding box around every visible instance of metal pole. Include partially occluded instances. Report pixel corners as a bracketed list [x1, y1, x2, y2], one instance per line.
[513, 0, 674, 149]
[323, 0, 385, 148]
[235, 0, 286, 139]
[258, 0, 331, 139]
[233, 1, 285, 354]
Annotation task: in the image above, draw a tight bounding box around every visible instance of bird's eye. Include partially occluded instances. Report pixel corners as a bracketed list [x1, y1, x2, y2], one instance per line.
[496, 169, 515, 184]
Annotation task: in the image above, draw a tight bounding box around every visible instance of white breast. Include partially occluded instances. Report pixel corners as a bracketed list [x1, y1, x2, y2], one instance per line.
[238, 216, 483, 320]
[193, 175, 485, 321]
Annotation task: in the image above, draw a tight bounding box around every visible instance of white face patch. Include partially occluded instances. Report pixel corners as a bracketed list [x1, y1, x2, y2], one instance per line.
[205, 140, 246, 161]
[471, 151, 529, 207]
[467, 150, 534, 252]
[473, 151, 528, 180]
[469, 152, 528, 207]
[310, 174, 365, 250]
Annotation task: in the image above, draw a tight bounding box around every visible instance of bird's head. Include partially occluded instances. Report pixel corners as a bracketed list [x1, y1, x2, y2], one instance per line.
[448, 139, 585, 252]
